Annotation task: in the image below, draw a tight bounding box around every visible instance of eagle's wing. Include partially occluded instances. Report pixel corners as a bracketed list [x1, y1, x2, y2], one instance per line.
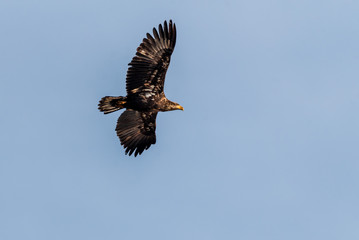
[116, 109, 158, 156]
[126, 20, 176, 95]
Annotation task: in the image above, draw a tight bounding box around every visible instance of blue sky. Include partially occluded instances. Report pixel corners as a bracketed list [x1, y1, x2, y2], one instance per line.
[1, 0, 359, 239]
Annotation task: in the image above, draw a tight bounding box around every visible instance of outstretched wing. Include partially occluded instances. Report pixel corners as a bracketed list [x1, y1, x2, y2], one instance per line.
[116, 110, 158, 156]
[126, 20, 176, 95]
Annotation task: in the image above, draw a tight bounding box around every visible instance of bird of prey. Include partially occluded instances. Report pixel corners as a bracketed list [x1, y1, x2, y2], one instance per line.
[98, 20, 183, 156]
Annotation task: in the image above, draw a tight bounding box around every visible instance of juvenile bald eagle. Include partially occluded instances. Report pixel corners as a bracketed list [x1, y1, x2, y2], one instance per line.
[98, 20, 183, 156]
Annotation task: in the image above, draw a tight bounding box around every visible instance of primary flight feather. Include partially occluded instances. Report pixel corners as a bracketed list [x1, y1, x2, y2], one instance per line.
[98, 20, 183, 156]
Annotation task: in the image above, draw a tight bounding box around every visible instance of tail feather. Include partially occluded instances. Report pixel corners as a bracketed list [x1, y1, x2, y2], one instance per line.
[98, 96, 127, 114]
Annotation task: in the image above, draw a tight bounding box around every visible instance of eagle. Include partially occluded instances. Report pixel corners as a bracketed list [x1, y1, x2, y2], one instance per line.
[98, 20, 183, 156]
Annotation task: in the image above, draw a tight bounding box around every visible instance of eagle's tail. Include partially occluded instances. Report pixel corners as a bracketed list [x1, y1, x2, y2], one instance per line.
[98, 96, 127, 114]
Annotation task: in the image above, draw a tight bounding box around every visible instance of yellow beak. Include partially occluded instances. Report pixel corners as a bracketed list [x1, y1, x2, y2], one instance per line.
[178, 105, 184, 111]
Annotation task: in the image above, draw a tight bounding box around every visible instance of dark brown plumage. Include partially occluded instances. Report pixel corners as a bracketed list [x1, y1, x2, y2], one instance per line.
[98, 20, 183, 156]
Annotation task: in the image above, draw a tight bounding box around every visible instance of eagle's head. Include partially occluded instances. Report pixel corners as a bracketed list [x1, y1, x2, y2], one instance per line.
[163, 100, 184, 111]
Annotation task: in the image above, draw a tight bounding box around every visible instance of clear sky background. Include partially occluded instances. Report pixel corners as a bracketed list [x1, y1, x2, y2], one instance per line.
[1, 0, 359, 239]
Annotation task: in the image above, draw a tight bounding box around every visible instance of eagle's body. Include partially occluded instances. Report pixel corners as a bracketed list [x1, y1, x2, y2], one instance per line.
[98, 20, 183, 156]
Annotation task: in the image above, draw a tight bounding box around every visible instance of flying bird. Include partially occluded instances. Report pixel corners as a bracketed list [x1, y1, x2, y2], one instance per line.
[98, 20, 183, 156]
